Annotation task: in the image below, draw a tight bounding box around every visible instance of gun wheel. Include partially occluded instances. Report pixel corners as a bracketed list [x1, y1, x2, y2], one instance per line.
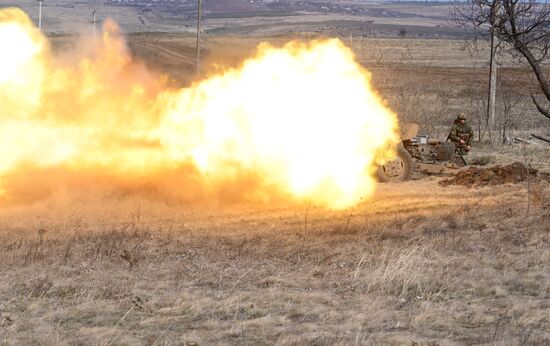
[377, 145, 413, 182]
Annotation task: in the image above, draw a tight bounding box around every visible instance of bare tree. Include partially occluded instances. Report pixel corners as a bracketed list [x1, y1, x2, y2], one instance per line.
[497, 70, 528, 143]
[463, 38, 489, 141]
[455, 0, 550, 143]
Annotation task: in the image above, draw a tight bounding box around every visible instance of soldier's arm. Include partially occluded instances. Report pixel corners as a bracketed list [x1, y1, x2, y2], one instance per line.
[467, 126, 474, 144]
[449, 126, 460, 142]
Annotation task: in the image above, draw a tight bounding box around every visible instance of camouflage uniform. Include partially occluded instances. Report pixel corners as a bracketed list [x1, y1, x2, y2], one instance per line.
[448, 119, 474, 155]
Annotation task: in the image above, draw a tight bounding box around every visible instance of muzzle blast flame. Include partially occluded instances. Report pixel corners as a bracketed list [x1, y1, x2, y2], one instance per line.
[0, 8, 399, 209]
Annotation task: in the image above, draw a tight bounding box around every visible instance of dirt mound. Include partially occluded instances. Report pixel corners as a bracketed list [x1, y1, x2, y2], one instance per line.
[440, 162, 538, 187]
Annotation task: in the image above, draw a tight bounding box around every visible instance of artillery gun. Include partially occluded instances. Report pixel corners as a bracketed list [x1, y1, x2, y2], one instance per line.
[377, 123, 466, 182]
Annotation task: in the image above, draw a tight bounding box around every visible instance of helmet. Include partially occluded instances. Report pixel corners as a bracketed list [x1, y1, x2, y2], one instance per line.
[457, 113, 467, 120]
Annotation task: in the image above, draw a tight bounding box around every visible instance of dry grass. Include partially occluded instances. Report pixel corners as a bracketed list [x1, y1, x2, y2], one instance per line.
[0, 179, 549, 345]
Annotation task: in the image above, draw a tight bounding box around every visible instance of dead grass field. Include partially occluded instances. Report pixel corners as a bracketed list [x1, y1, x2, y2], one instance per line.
[0, 178, 549, 345]
[1, 11, 549, 344]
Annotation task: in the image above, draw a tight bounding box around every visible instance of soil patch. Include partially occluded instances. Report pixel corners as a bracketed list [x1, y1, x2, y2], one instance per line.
[439, 162, 540, 187]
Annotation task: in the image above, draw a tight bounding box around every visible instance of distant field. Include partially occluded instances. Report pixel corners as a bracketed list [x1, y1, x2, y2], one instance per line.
[1, 0, 466, 38]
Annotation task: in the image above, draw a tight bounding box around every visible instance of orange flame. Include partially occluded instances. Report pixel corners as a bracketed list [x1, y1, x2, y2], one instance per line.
[0, 8, 399, 209]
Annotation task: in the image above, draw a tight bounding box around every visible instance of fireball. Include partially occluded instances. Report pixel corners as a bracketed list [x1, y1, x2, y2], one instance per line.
[158, 40, 399, 208]
[0, 8, 399, 209]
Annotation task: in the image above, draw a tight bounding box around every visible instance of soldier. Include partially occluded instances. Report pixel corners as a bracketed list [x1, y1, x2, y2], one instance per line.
[448, 113, 474, 155]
